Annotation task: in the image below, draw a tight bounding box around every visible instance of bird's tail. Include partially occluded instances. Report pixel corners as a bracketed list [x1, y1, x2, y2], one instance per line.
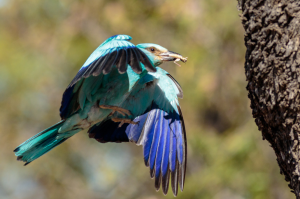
[14, 120, 79, 165]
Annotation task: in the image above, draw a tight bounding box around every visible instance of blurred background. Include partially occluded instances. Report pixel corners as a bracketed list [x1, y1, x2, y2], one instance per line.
[0, 0, 294, 199]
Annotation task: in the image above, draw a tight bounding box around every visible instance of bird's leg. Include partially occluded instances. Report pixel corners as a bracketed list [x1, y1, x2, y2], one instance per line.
[99, 105, 138, 127]
[99, 105, 132, 116]
[111, 118, 139, 128]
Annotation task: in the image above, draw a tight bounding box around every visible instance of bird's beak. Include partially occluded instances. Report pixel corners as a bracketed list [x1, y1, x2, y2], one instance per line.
[159, 51, 188, 63]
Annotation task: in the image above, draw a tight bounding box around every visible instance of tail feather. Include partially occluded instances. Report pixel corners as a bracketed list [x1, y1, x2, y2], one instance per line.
[14, 121, 78, 165]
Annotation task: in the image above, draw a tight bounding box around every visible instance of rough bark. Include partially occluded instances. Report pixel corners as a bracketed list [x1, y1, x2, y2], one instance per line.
[238, 0, 300, 198]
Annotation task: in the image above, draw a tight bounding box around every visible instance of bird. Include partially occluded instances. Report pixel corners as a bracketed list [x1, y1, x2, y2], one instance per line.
[14, 34, 187, 196]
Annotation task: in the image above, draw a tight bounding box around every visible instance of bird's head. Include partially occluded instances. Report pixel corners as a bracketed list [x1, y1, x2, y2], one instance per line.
[136, 43, 187, 67]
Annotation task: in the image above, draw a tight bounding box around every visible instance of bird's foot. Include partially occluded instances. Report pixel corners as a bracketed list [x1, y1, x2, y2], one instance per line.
[111, 118, 139, 128]
[99, 105, 132, 116]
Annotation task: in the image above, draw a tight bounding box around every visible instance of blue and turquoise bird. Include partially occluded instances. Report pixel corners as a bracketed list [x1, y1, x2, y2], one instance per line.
[14, 35, 187, 196]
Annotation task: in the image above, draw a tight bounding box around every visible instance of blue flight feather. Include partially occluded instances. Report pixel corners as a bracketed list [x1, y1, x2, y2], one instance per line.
[142, 110, 157, 166]
[149, 111, 160, 176]
[169, 117, 177, 173]
[161, 117, 170, 193]
[154, 111, 165, 189]
[175, 114, 183, 164]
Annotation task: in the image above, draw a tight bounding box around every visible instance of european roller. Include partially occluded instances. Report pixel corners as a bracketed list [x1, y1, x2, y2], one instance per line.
[14, 35, 188, 196]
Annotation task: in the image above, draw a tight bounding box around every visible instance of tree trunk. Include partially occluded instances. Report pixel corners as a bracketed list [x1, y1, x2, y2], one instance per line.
[238, 0, 300, 198]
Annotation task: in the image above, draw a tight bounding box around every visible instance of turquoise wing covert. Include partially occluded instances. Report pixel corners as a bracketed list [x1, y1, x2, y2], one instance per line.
[60, 35, 156, 119]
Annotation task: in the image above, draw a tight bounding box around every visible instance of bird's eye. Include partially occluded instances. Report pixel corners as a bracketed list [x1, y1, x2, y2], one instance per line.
[150, 48, 155, 52]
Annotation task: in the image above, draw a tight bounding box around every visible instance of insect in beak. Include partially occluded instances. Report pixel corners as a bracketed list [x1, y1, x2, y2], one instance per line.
[159, 51, 188, 66]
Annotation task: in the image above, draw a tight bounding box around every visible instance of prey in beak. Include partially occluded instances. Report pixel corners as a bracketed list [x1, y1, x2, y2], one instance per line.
[160, 51, 188, 66]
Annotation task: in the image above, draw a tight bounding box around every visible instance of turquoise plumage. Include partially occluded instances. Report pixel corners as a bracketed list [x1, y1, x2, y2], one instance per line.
[14, 35, 187, 196]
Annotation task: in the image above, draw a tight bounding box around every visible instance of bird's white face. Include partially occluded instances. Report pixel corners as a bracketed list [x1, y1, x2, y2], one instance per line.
[137, 43, 187, 66]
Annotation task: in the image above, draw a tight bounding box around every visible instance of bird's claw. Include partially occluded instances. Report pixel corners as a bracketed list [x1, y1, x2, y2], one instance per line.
[99, 105, 132, 116]
[111, 118, 139, 128]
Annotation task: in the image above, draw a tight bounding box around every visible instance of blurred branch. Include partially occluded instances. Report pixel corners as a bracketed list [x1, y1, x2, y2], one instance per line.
[240, 0, 300, 198]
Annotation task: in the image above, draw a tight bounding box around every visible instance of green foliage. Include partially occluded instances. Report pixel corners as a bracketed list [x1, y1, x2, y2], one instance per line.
[0, 0, 293, 198]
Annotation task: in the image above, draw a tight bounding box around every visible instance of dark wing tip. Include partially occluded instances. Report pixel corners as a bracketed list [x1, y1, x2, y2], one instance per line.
[115, 49, 128, 74]
[179, 165, 185, 192]
[171, 161, 179, 196]
[16, 156, 23, 161]
[16, 155, 31, 166]
[155, 173, 162, 191]
[103, 50, 119, 75]
[162, 169, 170, 195]
[137, 48, 157, 72]
[14, 147, 20, 152]
[128, 48, 143, 74]
[144, 159, 150, 167]
[150, 167, 155, 179]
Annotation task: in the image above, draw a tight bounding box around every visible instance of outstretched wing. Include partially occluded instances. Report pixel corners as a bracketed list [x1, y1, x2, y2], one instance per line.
[60, 35, 156, 119]
[88, 68, 186, 196]
[70, 34, 156, 86]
